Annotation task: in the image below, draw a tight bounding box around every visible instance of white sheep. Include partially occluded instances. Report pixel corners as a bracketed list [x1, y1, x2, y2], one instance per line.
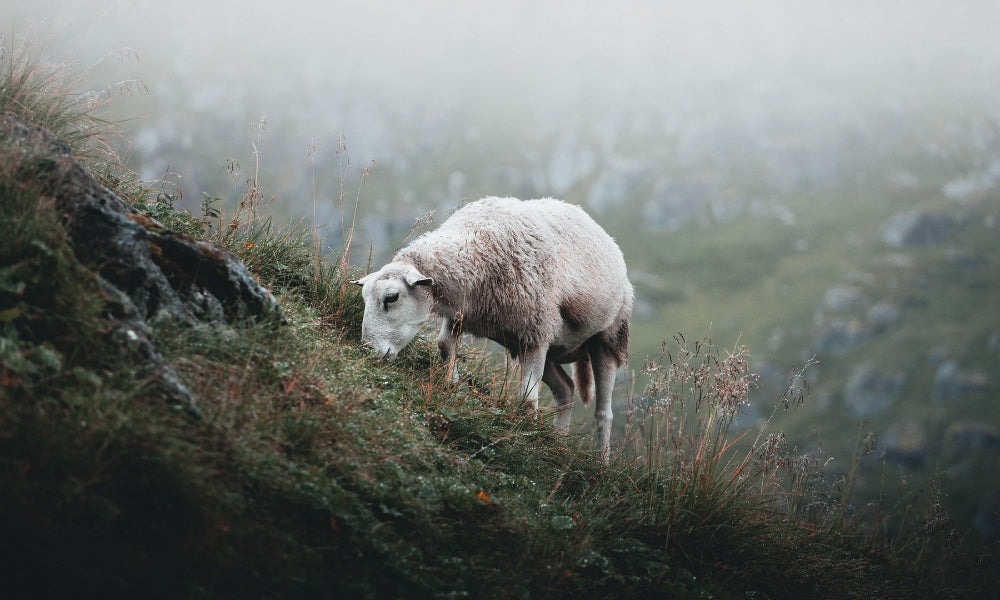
[353, 196, 633, 461]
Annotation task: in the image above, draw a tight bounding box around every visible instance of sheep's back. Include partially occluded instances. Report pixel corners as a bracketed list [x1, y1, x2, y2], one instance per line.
[396, 197, 631, 349]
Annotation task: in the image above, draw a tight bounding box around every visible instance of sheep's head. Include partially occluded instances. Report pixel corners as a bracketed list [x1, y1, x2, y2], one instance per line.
[352, 262, 434, 360]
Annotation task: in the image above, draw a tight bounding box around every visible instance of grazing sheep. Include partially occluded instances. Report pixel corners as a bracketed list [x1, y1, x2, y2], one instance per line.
[353, 196, 633, 461]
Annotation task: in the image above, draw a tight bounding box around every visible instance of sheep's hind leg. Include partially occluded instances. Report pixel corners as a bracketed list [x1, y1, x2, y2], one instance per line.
[589, 344, 618, 464]
[543, 360, 574, 432]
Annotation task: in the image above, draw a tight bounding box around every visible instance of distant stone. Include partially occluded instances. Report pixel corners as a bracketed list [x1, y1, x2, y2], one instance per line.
[643, 180, 704, 231]
[942, 160, 1000, 202]
[586, 157, 655, 215]
[927, 346, 951, 366]
[842, 363, 906, 417]
[884, 253, 914, 269]
[945, 422, 1000, 450]
[881, 209, 958, 247]
[547, 134, 596, 195]
[489, 165, 546, 200]
[641, 174, 735, 231]
[815, 318, 870, 354]
[945, 247, 982, 268]
[823, 285, 866, 312]
[942, 177, 984, 202]
[933, 361, 990, 403]
[883, 418, 929, 467]
[867, 302, 901, 332]
[748, 200, 796, 225]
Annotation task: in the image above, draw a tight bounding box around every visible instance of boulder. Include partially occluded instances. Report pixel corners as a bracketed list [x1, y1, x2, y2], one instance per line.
[641, 174, 733, 231]
[933, 360, 990, 403]
[1, 114, 281, 414]
[883, 418, 929, 467]
[814, 318, 870, 355]
[822, 285, 866, 312]
[547, 133, 596, 195]
[881, 209, 959, 247]
[842, 363, 906, 417]
[866, 302, 900, 333]
[942, 160, 1000, 202]
[944, 422, 1000, 450]
[587, 157, 655, 215]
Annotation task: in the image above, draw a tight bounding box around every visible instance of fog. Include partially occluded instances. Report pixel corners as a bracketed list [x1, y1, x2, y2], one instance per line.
[7, 0, 1000, 232]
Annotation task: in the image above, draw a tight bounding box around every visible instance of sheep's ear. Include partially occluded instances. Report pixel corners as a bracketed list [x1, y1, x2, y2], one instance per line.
[403, 266, 432, 288]
[351, 273, 374, 287]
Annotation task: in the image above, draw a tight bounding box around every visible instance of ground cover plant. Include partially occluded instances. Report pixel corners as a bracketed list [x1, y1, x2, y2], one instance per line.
[1, 37, 996, 599]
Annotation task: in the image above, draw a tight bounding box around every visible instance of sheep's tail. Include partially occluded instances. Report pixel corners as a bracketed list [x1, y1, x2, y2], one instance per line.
[574, 356, 594, 405]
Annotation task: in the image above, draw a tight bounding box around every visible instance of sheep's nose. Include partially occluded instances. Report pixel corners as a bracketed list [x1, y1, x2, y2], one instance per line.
[359, 340, 391, 360]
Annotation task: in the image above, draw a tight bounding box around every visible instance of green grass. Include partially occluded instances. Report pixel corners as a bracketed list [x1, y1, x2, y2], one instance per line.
[2, 35, 996, 600]
[605, 156, 1000, 548]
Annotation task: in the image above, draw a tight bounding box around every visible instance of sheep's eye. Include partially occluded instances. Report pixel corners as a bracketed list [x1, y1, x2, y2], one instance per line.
[382, 291, 399, 312]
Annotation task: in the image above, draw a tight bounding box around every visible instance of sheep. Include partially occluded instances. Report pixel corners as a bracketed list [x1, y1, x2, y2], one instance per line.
[353, 196, 633, 461]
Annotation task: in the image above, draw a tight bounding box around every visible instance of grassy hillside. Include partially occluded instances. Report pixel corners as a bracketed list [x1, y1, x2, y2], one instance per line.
[1, 39, 996, 599]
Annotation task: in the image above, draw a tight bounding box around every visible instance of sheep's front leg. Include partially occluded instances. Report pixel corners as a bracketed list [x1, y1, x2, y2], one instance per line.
[437, 317, 460, 383]
[518, 346, 547, 414]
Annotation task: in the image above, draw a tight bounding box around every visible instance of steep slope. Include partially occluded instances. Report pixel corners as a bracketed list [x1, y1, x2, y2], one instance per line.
[1, 112, 994, 600]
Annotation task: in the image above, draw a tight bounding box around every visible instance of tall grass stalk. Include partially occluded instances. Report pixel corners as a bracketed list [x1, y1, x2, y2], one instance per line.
[0, 34, 142, 183]
[307, 139, 322, 287]
[333, 134, 374, 280]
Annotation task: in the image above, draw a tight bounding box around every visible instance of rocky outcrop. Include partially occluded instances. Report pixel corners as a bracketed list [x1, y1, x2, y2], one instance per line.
[1, 114, 281, 414]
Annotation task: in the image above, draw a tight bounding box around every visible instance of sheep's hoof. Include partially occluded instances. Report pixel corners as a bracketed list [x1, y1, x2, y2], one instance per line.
[517, 402, 542, 421]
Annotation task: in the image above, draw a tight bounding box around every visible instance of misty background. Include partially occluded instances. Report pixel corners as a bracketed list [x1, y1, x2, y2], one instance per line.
[10, 1, 1000, 225]
[5, 0, 1000, 538]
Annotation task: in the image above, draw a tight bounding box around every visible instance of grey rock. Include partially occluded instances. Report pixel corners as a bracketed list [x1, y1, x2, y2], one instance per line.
[489, 165, 546, 200]
[547, 134, 596, 195]
[642, 175, 733, 231]
[933, 360, 990, 403]
[942, 160, 1000, 202]
[881, 209, 959, 247]
[1, 114, 282, 414]
[815, 318, 870, 355]
[945, 422, 1000, 450]
[883, 418, 929, 467]
[867, 302, 901, 332]
[587, 157, 655, 215]
[823, 285, 866, 312]
[843, 363, 906, 417]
